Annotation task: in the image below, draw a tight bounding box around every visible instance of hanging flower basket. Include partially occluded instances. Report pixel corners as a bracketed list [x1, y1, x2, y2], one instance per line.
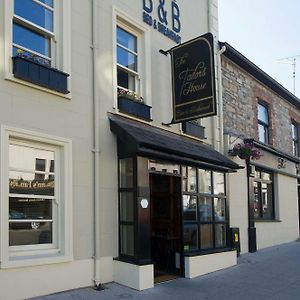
[229, 140, 262, 160]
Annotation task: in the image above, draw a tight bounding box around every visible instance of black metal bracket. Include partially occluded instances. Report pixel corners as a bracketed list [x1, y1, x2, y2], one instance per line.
[159, 49, 170, 56]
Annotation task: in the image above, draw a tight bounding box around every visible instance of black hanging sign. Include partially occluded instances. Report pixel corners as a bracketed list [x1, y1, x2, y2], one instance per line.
[170, 32, 217, 123]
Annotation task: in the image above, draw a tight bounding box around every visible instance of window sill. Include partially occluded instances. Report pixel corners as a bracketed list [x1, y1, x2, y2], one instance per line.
[254, 219, 281, 223]
[5, 73, 72, 100]
[1, 253, 73, 269]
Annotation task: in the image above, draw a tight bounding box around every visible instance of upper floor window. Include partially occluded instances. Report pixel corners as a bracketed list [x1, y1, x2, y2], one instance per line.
[117, 26, 139, 94]
[292, 122, 299, 156]
[258, 102, 269, 144]
[13, 0, 55, 67]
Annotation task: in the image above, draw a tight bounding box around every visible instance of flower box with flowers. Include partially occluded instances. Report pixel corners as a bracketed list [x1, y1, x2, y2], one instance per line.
[229, 141, 262, 160]
[117, 88, 152, 121]
[12, 49, 69, 94]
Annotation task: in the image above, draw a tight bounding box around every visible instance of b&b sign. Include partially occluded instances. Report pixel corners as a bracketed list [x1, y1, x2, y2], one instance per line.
[171, 33, 217, 123]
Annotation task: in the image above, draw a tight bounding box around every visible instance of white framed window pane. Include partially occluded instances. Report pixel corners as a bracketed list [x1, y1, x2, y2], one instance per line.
[13, 23, 51, 58]
[14, 0, 54, 32]
[117, 27, 137, 52]
[117, 68, 136, 91]
[38, 0, 54, 7]
[9, 144, 54, 171]
[117, 46, 137, 71]
[9, 171, 55, 196]
[9, 197, 52, 220]
[292, 123, 297, 139]
[258, 124, 267, 143]
[9, 221, 52, 246]
[258, 104, 268, 124]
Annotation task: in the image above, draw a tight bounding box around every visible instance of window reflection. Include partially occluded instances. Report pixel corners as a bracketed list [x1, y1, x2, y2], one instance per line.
[199, 197, 212, 222]
[199, 169, 211, 193]
[200, 224, 213, 249]
[213, 172, 225, 195]
[183, 224, 198, 252]
[183, 195, 197, 221]
[9, 143, 55, 247]
[214, 198, 226, 222]
[187, 167, 197, 192]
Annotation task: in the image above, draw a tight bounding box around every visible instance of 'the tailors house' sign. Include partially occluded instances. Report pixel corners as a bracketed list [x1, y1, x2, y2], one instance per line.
[171, 33, 216, 123]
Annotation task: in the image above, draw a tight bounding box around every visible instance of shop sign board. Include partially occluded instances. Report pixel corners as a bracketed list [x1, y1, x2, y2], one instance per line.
[170, 33, 217, 123]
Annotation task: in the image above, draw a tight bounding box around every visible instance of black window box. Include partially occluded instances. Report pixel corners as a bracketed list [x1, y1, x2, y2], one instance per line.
[182, 121, 206, 139]
[12, 56, 69, 94]
[118, 96, 152, 121]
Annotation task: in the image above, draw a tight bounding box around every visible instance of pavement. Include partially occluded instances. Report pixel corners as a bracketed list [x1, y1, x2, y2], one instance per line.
[32, 241, 300, 300]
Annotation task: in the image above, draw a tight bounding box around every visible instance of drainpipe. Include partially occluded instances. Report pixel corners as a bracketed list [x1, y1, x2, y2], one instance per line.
[207, 0, 218, 150]
[91, 0, 102, 288]
[218, 45, 226, 154]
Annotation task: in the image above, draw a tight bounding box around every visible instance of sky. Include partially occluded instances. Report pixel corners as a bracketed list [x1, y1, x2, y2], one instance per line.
[218, 0, 300, 98]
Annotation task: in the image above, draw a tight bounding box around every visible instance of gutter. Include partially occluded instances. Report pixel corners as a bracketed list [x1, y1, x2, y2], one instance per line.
[217, 45, 226, 153]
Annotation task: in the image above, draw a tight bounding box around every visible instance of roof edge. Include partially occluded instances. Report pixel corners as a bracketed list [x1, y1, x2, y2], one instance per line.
[219, 41, 300, 109]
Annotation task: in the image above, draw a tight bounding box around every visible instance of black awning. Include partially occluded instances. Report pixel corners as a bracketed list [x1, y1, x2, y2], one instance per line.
[109, 113, 242, 172]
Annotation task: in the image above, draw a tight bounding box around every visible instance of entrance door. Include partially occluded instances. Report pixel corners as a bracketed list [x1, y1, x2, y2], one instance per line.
[150, 173, 182, 281]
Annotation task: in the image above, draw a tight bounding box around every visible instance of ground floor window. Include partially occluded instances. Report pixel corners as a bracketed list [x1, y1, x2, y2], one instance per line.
[182, 167, 228, 253]
[253, 168, 274, 220]
[117, 158, 229, 262]
[1, 127, 72, 266]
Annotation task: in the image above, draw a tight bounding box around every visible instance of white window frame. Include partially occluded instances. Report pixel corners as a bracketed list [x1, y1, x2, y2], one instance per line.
[117, 25, 140, 94]
[0, 126, 73, 268]
[112, 7, 152, 108]
[4, 0, 71, 97]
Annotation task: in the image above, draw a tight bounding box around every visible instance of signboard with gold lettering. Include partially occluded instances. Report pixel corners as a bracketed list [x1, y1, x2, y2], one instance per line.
[170, 33, 216, 123]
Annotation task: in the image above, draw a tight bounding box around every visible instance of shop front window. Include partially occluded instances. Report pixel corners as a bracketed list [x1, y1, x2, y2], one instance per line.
[253, 169, 274, 220]
[119, 157, 135, 258]
[182, 167, 228, 253]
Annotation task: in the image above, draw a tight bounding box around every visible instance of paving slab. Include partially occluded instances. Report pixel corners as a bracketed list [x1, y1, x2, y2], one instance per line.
[31, 241, 300, 300]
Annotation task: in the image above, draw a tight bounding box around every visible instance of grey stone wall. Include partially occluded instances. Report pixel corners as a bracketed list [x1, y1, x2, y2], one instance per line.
[222, 56, 300, 156]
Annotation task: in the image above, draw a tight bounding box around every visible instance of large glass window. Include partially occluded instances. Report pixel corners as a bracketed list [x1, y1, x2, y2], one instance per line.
[258, 102, 270, 144]
[253, 169, 274, 219]
[182, 167, 228, 253]
[13, 0, 55, 66]
[9, 142, 56, 247]
[292, 122, 299, 156]
[117, 26, 139, 94]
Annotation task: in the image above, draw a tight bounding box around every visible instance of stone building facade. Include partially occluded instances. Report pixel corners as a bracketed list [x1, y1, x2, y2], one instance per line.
[220, 42, 300, 254]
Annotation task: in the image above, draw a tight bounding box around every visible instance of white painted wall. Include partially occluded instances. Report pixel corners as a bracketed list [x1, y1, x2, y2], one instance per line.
[228, 158, 249, 254]
[256, 174, 299, 249]
[0, 0, 94, 298]
[184, 250, 237, 279]
[95, 0, 219, 284]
